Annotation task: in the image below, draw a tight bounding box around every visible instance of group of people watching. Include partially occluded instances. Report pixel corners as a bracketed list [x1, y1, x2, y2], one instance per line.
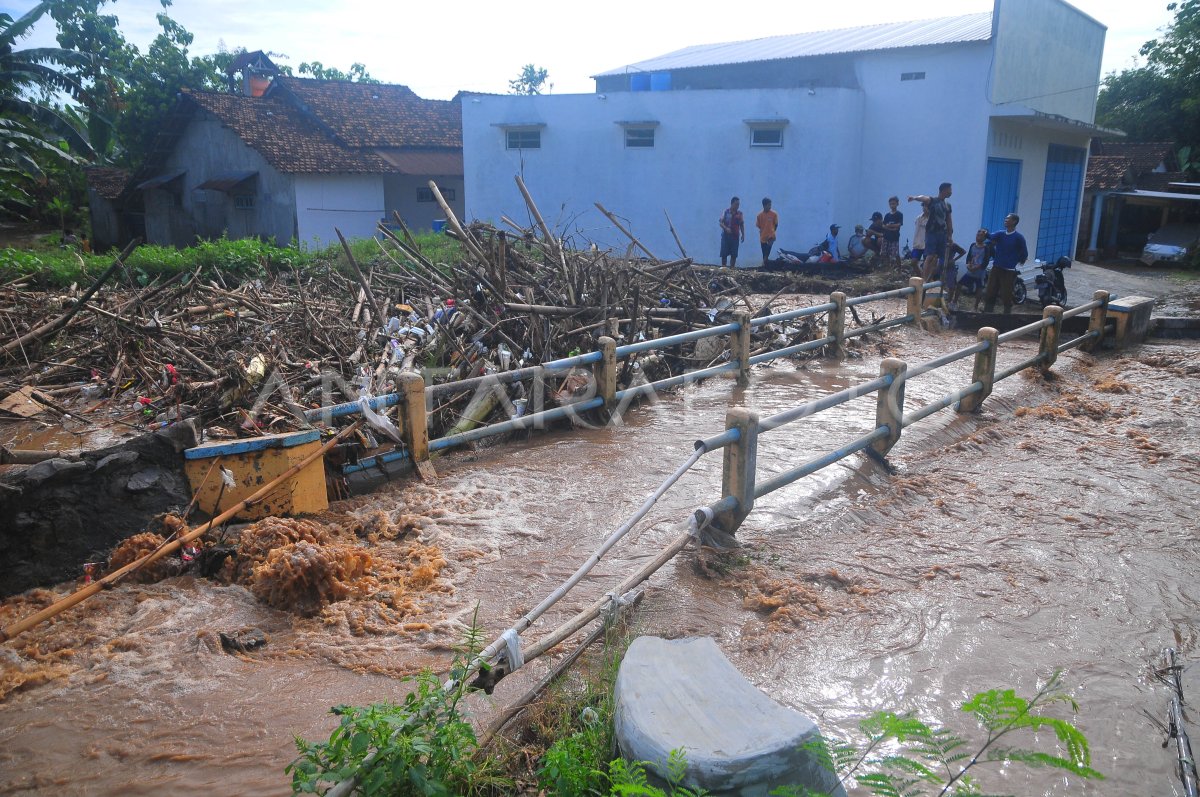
[717, 182, 1030, 314]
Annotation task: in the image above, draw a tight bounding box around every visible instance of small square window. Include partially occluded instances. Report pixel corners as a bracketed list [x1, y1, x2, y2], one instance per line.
[417, 187, 455, 202]
[750, 128, 784, 148]
[901, 71, 926, 81]
[624, 128, 655, 148]
[506, 129, 541, 150]
[234, 195, 254, 209]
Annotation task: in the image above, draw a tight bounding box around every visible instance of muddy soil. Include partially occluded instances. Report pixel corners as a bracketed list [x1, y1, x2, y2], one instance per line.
[0, 306, 1196, 796]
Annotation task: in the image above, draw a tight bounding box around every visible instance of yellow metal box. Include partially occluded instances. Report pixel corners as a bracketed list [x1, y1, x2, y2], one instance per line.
[184, 429, 328, 520]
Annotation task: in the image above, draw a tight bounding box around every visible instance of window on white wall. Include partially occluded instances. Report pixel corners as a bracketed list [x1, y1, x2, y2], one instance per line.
[506, 129, 541, 149]
[624, 128, 655, 148]
[900, 72, 926, 81]
[750, 128, 784, 147]
[417, 187, 456, 202]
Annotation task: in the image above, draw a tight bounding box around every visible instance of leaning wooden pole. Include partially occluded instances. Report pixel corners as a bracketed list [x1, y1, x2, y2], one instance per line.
[595, 202, 659, 262]
[428, 180, 489, 264]
[1, 238, 140, 358]
[663, 209, 689, 259]
[335, 228, 388, 330]
[514, 174, 558, 255]
[0, 422, 361, 643]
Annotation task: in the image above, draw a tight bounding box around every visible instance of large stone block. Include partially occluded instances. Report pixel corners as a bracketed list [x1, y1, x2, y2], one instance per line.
[614, 636, 845, 796]
[1107, 295, 1155, 348]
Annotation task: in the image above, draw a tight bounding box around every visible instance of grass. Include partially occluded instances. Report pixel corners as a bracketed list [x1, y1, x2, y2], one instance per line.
[0, 231, 468, 288]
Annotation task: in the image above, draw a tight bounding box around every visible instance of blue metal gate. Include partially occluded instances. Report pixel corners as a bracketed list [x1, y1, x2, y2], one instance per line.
[1035, 144, 1087, 261]
[982, 158, 1022, 233]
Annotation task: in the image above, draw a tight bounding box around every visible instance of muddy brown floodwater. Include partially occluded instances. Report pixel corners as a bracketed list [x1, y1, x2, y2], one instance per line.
[1, 306, 1198, 796]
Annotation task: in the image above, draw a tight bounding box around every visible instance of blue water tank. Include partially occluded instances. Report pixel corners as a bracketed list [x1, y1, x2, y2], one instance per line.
[650, 72, 672, 91]
[630, 73, 651, 92]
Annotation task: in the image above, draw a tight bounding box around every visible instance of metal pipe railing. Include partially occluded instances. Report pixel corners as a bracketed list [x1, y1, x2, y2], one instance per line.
[901, 382, 984, 428]
[428, 397, 604, 452]
[994, 352, 1046, 383]
[749, 336, 834, 365]
[1061, 299, 1104, 320]
[304, 392, 401, 423]
[997, 316, 1053, 343]
[902, 340, 988, 381]
[750, 302, 836, 328]
[758, 374, 893, 433]
[754, 426, 891, 498]
[846, 285, 917, 306]
[844, 314, 914, 339]
[615, 322, 740, 358]
[614, 362, 740, 403]
[1057, 329, 1100, 353]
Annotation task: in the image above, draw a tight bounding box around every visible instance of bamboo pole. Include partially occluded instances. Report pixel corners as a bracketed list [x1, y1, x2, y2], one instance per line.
[514, 174, 558, 256]
[335, 229, 387, 331]
[428, 180, 489, 264]
[0, 422, 361, 643]
[1, 239, 139, 358]
[663, 209, 688, 259]
[594, 203, 658, 262]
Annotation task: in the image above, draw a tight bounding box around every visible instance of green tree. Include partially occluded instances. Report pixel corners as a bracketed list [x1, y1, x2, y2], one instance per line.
[296, 61, 378, 83]
[1097, 1, 1200, 168]
[0, 2, 93, 214]
[509, 63, 549, 95]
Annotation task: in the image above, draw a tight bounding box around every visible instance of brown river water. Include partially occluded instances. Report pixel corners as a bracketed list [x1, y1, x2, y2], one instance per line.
[1, 309, 1198, 796]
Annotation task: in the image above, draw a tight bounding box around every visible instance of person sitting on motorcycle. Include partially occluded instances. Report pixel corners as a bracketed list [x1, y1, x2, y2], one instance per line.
[959, 228, 992, 309]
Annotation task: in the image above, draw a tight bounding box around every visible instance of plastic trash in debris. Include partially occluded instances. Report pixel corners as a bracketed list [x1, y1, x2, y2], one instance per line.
[512, 398, 527, 418]
[245, 355, 266, 385]
[80, 384, 104, 400]
[498, 344, 512, 369]
[386, 316, 402, 334]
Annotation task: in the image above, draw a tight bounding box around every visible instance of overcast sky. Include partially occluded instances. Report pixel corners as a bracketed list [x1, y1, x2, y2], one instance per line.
[0, 0, 1178, 100]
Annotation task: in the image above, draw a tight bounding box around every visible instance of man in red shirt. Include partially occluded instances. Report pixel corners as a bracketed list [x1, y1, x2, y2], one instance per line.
[718, 196, 745, 267]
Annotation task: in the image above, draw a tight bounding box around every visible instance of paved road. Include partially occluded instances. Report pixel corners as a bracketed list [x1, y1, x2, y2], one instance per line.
[1063, 260, 1200, 316]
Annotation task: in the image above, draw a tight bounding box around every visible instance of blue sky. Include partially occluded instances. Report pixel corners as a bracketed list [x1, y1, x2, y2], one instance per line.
[0, 0, 1177, 100]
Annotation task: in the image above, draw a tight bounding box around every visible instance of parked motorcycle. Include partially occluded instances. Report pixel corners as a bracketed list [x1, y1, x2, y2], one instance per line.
[959, 266, 1029, 306]
[1034, 256, 1071, 306]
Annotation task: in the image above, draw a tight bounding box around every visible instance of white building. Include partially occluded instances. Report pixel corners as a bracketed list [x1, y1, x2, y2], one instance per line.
[463, 0, 1107, 264]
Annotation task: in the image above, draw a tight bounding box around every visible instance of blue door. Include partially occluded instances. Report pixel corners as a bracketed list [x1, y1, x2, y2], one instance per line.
[981, 158, 1022, 234]
[1035, 144, 1087, 261]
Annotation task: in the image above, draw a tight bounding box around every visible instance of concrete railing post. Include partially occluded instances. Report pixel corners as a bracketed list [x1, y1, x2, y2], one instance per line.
[1082, 290, 1110, 352]
[716, 408, 759, 534]
[730, 310, 751, 387]
[399, 372, 428, 462]
[828, 292, 847, 360]
[595, 336, 617, 414]
[959, 327, 998, 413]
[906, 277, 925, 326]
[1038, 305, 1063, 372]
[870, 357, 906, 458]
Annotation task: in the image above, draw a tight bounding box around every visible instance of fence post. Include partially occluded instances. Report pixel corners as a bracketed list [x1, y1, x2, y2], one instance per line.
[1038, 305, 1063, 371]
[958, 327, 998, 413]
[1082, 290, 1110, 352]
[716, 407, 758, 534]
[906, 277, 925, 325]
[870, 357, 906, 458]
[828, 292, 847, 360]
[398, 372, 428, 462]
[595, 336, 617, 414]
[730, 310, 751, 387]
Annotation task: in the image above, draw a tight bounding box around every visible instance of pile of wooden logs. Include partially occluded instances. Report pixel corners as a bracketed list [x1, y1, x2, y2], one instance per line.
[0, 182, 831, 448]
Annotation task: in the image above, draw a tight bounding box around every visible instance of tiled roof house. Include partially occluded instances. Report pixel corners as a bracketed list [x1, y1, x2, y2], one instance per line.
[131, 75, 465, 249]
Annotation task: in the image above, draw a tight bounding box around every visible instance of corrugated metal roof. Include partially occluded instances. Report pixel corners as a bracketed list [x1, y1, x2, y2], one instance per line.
[594, 12, 993, 76]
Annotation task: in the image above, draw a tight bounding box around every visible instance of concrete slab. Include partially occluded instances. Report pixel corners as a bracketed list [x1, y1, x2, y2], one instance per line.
[614, 636, 845, 797]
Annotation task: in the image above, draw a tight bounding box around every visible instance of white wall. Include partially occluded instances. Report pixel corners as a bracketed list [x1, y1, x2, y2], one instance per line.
[294, 174, 385, 249]
[855, 43, 995, 249]
[464, 89, 866, 262]
[991, 0, 1106, 123]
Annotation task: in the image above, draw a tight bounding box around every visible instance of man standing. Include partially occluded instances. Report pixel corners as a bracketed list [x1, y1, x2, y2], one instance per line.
[983, 213, 1028, 314]
[756, 197, 779, 266]
[824, 223, 842, 260]
[719, 196, 745, 267]
[909, 183, 953, 282]
[882, 196, 903, 269]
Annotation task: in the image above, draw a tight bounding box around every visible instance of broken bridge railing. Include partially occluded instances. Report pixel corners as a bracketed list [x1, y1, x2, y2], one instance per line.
[307, 276, 943, 475]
